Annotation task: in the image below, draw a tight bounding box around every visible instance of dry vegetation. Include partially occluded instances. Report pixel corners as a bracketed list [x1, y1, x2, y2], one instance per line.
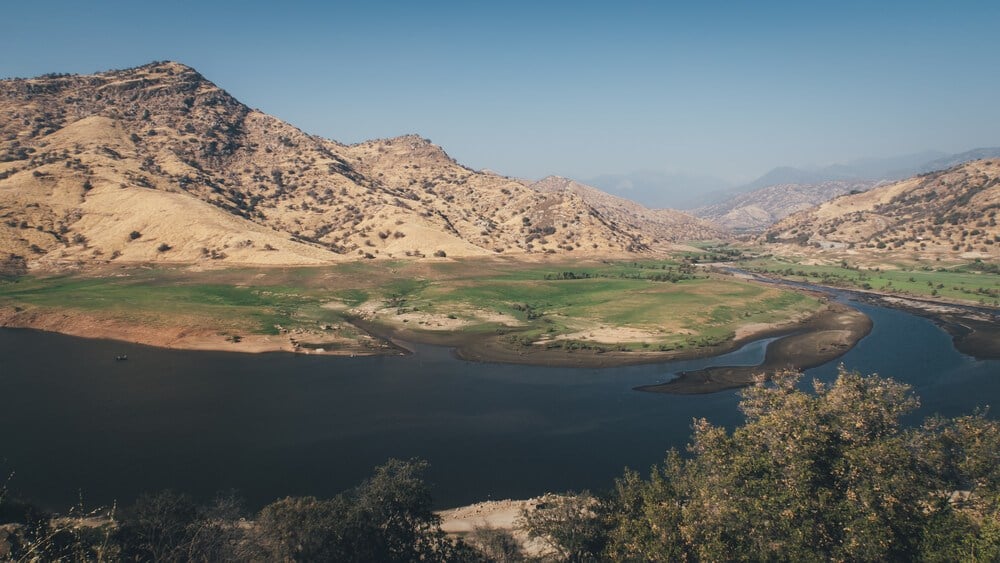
[695, 179, 881, 232]
[762, 159, 1000, 261]
[0, 62, 720, 272]
[529, 176, 727, 251]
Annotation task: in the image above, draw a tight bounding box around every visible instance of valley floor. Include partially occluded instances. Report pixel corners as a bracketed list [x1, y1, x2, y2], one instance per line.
[0, 256, 874, 381]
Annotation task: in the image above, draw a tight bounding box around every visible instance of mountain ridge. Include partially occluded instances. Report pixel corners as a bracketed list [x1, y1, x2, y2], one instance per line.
[762, 159, 1000, 260]
[591, 149, 1000, 211]
[694, 180, 882, 233]
[0, 61, 714, 270]
[529, 176, 726, 249]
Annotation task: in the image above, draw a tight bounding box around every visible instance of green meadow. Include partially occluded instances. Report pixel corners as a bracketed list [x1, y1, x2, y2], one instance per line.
[741, 257, 1000, 306]
[0, 257, 823, 351]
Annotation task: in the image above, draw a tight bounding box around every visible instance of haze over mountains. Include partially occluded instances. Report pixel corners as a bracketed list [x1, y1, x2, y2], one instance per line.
[588, 148, 1000, 212]
[592, 148, 1000, 233]
[0, 62, 719, 270]
[694, 180, 883, 233]
[529, 176, 725, 245]
[583, 171, 733, 210]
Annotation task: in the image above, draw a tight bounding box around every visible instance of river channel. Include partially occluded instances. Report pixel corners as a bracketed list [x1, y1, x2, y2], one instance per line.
[1, 293, 997, 510]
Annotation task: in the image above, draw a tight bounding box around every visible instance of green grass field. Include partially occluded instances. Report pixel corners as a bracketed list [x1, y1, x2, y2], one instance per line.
[740, 257, 1000, 306]
[0, 257, 823, 352]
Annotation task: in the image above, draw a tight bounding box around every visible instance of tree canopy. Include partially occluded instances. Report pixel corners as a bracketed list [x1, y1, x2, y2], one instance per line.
[594, 368, 1000, 561]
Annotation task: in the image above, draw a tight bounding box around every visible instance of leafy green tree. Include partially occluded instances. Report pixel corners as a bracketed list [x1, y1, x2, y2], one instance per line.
[605, 367, 1000, 561]
[605, 458, 687, 561]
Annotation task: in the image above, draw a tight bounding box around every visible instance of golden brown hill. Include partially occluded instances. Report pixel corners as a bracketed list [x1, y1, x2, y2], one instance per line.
[0, 62, 693, 271]
[763, 159, 1000, 260]
[529, 176, 727, 251]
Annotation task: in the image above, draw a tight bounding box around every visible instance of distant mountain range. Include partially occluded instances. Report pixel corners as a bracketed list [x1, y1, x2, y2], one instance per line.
[586, 148, 1000, 212]
[4, 61, 998, 272]
[693, 180, 883, 233]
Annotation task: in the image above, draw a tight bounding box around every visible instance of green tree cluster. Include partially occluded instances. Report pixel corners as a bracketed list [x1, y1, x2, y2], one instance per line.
[0, 459, 482, 562]
[523, 367, 1000, 561]
[256, 459, 472, 561]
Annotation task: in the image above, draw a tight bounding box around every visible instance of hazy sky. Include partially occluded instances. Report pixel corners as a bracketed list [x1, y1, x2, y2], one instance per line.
[3, 0, 999, 183]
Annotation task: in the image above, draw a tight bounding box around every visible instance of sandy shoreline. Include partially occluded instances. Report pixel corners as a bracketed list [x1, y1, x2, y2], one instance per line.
[0, 305, 403, 357]
[353, 304, 850, 370]
[436, 497, 556, 558]
[637, 303, 872, 394]
[0, 296, 871, 377]
[740, 270, 1000, 361]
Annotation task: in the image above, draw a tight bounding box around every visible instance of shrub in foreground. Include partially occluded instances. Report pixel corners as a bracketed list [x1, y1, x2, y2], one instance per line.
[521, 367, 1000, 561]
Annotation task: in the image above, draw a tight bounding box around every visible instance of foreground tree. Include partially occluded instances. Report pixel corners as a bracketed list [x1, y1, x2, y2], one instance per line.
[258, 458, 475, 562]
[603, 367, 1000, 561]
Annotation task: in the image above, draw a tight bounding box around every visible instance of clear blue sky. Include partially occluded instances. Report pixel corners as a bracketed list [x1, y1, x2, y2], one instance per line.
[3, 0, 999, 183]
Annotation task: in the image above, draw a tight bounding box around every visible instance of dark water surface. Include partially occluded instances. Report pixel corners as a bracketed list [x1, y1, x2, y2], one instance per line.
[1, 297, 998, 511]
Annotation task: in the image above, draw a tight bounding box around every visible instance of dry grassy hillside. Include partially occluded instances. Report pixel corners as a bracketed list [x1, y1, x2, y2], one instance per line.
[0, 62, 690, 271]
[763, 160, 1000, 260]
[529, 176, 727, 251]
[695, 180, 880, 232]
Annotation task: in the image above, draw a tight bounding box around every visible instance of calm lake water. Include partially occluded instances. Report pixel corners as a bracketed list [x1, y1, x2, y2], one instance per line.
[1, 297, 998, 511]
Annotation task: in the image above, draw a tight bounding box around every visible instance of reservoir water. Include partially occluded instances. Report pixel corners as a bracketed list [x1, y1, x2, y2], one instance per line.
[1, 297, 998, 511]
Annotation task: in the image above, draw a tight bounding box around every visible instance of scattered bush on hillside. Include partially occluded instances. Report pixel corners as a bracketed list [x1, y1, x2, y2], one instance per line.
[0, 254, 27, 278]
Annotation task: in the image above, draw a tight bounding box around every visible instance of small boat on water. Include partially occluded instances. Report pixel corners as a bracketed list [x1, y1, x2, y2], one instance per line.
[115, 354, 128, 361]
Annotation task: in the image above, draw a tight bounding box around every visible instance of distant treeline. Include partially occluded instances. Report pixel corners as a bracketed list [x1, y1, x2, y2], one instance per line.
[544, 264, 697, 283]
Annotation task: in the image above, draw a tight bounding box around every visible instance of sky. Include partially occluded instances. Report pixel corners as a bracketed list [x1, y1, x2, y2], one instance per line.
[3, 0, 1000, 184]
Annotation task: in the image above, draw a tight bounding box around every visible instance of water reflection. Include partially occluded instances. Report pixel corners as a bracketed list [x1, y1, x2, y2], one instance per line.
[0, 297, 997, 511]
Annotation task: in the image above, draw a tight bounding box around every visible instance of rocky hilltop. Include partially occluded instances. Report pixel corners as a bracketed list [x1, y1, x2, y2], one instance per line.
[0, 62, 713, 271]
[529, 176, 726, 250]
[763, 159, 1000, 260]
[695, 180, 881, 232]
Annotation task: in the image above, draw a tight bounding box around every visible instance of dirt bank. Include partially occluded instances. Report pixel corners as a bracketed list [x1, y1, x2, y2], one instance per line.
[0, 305, 402, 357]
[0, 299, 867, 374]
[736, 269, 1000, 361]
[855, 294, 1000, 360]
[637, 304, 873, 394]
[436, 497, 554, 559]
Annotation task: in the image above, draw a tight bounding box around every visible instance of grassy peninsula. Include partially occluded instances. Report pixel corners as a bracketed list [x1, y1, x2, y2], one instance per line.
[0, 256, 832, 367]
